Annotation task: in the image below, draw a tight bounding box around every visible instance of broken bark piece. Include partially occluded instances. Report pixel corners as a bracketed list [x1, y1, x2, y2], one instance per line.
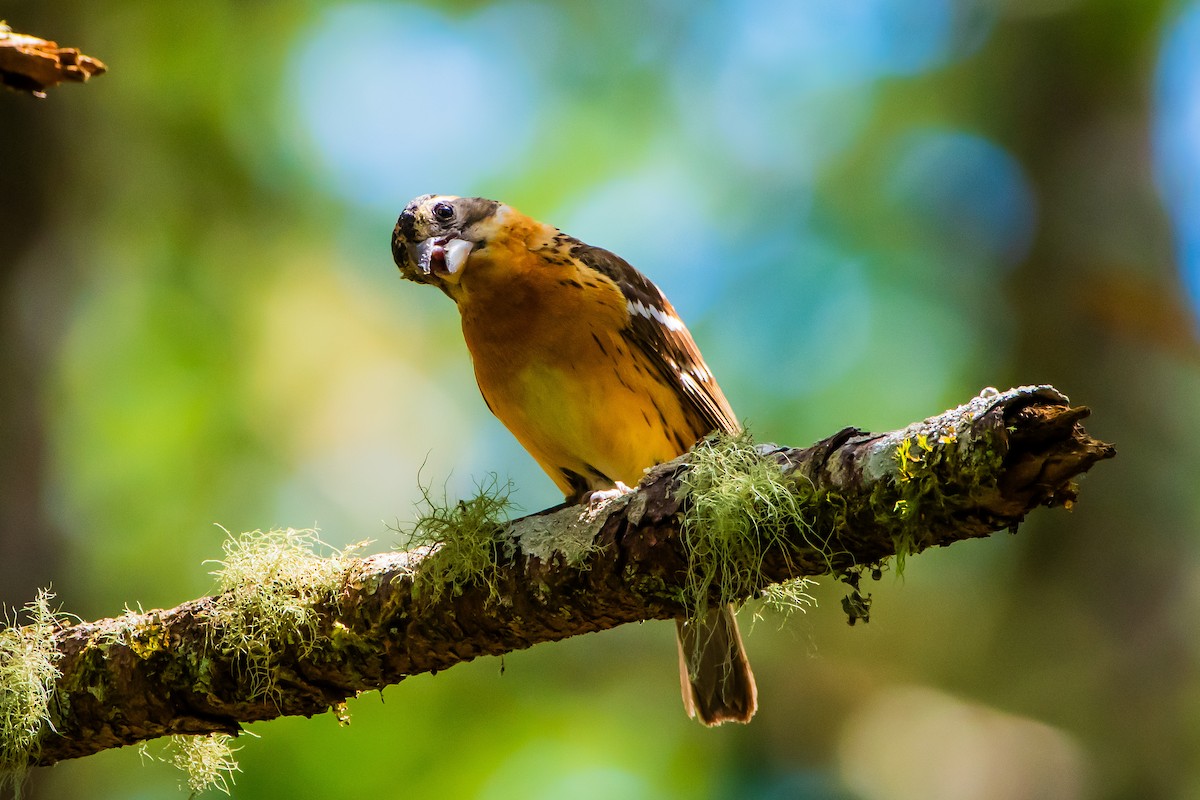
[0, 23, 106, 98]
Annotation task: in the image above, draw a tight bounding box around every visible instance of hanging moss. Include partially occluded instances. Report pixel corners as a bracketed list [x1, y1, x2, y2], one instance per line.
[758, 577, 819, 619]
[677, 432, 830, 629]
[141, 733, 242, 796]
[0, 590, 64, 795]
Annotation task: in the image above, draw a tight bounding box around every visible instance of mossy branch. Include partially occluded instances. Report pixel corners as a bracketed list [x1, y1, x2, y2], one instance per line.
[7, 385, 1112, 771]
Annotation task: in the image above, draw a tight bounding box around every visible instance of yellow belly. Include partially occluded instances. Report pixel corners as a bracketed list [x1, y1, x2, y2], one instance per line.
[472, 327, 692, 498]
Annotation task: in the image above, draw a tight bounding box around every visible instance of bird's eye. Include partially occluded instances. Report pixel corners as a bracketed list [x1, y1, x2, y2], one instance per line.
[432, 202, 455, 222]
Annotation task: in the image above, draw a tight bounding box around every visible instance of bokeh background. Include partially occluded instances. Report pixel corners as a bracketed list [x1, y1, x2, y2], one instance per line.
[2, 1, 1198, 798]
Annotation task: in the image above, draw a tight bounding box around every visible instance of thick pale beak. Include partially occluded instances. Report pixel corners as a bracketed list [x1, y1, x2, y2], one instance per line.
[411, 236, 474, 278]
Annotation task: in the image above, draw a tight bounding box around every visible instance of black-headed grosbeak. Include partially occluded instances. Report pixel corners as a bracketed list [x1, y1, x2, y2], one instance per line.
[391, 194, 756, 726]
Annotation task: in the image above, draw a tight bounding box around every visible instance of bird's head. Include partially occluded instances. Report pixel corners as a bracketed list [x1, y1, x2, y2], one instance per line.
[392, 194, 503, 287]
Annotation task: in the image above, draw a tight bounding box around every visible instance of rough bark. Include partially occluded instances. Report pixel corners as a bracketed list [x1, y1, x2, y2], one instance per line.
[0, 24, 106, 97]
[20, 385, 1112, 768]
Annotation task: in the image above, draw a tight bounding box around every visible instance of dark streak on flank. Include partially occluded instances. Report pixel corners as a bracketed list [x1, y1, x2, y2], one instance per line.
[651, 400, 670, 432]
[591, 332, 609, 357]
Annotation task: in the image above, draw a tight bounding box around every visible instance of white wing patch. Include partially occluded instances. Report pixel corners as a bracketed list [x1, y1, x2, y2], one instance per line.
[627, 299, 685, 332]
[659, 347, 711, 393]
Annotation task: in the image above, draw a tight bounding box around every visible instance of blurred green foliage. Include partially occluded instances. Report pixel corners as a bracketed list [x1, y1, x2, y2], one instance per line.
[2, 0, 1197, 798]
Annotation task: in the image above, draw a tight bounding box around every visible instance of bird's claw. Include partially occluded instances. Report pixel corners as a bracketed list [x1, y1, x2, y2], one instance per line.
[585, 481, 634, 512]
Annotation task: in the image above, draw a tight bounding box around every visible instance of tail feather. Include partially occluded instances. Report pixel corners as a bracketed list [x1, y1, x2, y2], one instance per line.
[675, 605, 757, 725]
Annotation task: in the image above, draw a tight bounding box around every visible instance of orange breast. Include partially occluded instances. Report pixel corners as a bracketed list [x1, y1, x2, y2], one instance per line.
[452, 234, 699, 498]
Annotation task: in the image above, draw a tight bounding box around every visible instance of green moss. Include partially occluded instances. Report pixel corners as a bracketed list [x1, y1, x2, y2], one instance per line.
[882, 424, 1004, 574]
[143, 733, 241, 796]
[674, 413, 1012, 631]
[125, 617, 171, 660]
[204, 529, 362, 702]
[677, 432, 826, 628]
[0, 589, 64, 795]
[402, 477, 513, 606]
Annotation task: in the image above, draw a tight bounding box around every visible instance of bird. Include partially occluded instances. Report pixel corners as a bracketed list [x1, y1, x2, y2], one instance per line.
[391, 193, 757, 726]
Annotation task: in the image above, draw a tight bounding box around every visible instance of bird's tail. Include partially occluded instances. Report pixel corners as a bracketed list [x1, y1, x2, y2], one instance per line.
[675, 605, 757, 725]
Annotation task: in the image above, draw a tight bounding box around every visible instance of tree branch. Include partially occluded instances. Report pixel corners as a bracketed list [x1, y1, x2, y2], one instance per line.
[0, 23, 106, 98]
[17, 385, 1113, 768]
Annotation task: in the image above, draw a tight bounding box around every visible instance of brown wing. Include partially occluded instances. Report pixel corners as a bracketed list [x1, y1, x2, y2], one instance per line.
[566, 238, 740, 437]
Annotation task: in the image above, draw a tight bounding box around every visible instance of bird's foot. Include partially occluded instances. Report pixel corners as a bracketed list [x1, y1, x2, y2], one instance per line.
[585, 481, 634, 512]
